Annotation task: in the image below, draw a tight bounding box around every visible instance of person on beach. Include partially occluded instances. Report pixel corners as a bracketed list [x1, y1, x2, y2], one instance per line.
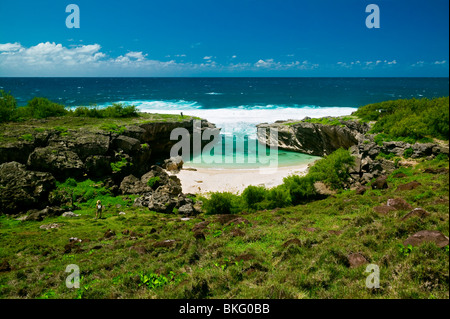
[95, 200, 103, 219]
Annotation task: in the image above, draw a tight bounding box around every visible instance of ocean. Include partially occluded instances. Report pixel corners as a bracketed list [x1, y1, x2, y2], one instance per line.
[1, 77, 448, 168]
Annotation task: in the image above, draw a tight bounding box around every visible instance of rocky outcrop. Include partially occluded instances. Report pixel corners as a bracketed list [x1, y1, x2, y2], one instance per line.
[119, 175, 152, 195]
[163, 156, 184, 172]
[257, 116, 449, 189]
[133, 165, 195, 215]
[0, 117, 218, 215]
[27, 146, 85, 180]
[0, 162, 56, 214]
[256, 118, 370, 157]
[403, 230, 449, 248]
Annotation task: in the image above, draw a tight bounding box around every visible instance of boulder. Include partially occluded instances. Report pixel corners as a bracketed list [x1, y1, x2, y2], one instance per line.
[26, 206, 65, 221]
[314, 182, 336, 196]
[62, 211, 80, 218]
[119, 175, 151, 195]
[403, 230, 449, 248]
[387, 198, 413, 211]
[411, 143, 435, 158]
[355, 186, 367, 195]
[148, 192, 178, 213]
[178, 203, 194, 216]
[401, 208, 430, 221]
[39, 223, 62, 230]
[112, 135, 141, 153]
[163, 156, 184, 172]
[372, 175, 388, 190]
[373, 205, 397, 214]
[347, 253, 368, 268]
[27, 146, 84, 180]
[0, 162, 56, 215]
[397, 181, 422, 191]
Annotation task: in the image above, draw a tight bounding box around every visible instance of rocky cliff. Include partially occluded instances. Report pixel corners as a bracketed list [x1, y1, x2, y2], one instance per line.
[0, 116, 219, 215]
[257, 116, 449, 188]
[256, 117, 370, 157]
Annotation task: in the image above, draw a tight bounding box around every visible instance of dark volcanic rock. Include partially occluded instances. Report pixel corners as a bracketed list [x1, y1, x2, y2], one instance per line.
[163, 156, 184, 172]
[0, 162, 56, 214]
[27, 146, 84, 180]
[403, 230, 449, 248]
[373, 205, 397, 214]
[25, 206, 64, 221]
[401, 208, 431, 221]
[112, 135, 141, 153]
[47, 130, 110, 161]
[387, 198, 413, 211]
[355, 186, 367, 195]
[397, 181, 422, 191]
[119, 175, 151, 195]
[347, 253, 368, 268]
[257, 119, 369, 157]
[372, 175, 388, 190]
[0, 141, 35, 165]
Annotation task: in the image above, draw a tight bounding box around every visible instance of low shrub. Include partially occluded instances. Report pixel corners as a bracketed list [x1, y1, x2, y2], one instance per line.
[202, 192, 244, 215]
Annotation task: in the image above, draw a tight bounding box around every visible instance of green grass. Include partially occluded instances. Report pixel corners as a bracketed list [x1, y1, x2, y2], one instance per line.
[0, 154, 447, 299]
[284, 115, 360, 127]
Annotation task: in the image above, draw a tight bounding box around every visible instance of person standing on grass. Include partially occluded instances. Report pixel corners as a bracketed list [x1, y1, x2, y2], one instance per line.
[95, 200, 103, 219]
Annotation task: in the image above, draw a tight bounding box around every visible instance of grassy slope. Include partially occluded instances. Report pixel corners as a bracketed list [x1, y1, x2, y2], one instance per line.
[0, 157, 448, 299]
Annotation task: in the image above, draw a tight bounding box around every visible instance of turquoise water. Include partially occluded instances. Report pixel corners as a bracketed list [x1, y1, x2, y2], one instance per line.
[1, 77, 447, 169]
[185, 137, 320, 169]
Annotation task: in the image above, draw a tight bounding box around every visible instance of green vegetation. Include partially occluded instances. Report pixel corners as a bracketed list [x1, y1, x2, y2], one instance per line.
[110, 157, 132, 173]
[354, 97, 449, 142]
[0, 90, 17, 123]
[285, 115, 360, 127]
[147, 177, 161, 188]
[72, 103, 138, 118]
[0, 155, 448, 299]
[201, 148, 354, 214]
[0, 91, 195, 125]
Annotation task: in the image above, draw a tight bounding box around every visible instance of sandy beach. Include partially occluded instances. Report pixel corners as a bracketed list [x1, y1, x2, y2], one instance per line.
[171, 164, 311, 195]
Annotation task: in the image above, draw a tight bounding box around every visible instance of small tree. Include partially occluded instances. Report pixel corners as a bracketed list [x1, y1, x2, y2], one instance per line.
[0, 90, 17, 123]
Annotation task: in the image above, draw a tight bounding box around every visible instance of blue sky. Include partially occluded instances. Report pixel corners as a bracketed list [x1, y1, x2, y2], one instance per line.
[0, 0, 448, 76]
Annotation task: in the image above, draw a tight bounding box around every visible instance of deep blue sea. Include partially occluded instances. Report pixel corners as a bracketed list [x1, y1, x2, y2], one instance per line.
[1, 77, 448, 168]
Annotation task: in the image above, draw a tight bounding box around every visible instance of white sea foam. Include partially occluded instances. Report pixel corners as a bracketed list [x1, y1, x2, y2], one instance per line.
[92, 99, 357, 138]
[126, 100, 356, 138]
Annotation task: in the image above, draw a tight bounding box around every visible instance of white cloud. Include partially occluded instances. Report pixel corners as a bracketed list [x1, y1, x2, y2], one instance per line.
[434, 60, 447, 65]
[0, 42, 320, 76]
[412, 61, 425, 67]
[338, 59, 397, 69]
[0, 42, 23, 52]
